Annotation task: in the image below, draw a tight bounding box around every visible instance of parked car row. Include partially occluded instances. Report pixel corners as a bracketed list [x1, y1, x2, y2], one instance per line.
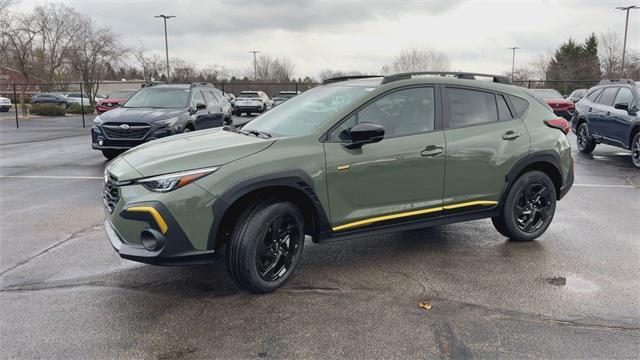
[0, 96, 11, 112]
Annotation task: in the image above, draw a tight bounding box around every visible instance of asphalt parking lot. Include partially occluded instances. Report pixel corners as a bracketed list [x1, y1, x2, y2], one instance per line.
[1, 115, 639, 359]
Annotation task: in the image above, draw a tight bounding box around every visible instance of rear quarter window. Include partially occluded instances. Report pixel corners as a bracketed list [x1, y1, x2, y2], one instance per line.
[598, 87, 618, 106]
[586, 88, 603, 102]
[507, 95, 529, 118]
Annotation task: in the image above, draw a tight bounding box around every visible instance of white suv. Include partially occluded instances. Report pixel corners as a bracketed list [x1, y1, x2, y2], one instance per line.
[234, 91, 273, 116]
[0, 96, 11, 112]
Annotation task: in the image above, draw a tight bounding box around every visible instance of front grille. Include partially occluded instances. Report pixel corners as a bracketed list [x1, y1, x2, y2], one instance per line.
[102, 123, 150, 140]
[103, 173, 120, 213]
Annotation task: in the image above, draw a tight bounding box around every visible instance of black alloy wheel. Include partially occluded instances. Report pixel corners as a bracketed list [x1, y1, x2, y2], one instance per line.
[632, 133, 640, 168]
[577, 123, 596, 153]
[255, 214, 301, 282]
[513, 181, 553, 233]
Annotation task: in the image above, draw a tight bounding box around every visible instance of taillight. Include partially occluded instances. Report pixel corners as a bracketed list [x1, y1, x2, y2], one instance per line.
[544, 118, 570, 135]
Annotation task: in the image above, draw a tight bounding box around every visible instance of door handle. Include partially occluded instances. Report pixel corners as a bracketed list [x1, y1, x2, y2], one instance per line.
[421, 145, 443, 157]
[606, 111, 611, 116]
[502, 131, 521, 140]
[588, 107, 592, 112]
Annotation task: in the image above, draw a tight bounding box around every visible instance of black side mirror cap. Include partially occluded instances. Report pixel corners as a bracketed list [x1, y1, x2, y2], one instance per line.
[614, 102, 629, 111]
[195, 103, 207, 110]
[344, 122, 385, 149]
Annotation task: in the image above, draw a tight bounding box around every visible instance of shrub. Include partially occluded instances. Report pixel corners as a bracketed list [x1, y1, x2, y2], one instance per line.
[67, 103, 94, 114]
[30, 103, 66, 116]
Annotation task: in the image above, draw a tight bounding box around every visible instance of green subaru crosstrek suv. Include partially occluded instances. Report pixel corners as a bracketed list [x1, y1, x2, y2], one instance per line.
[103, 72, 574, 293]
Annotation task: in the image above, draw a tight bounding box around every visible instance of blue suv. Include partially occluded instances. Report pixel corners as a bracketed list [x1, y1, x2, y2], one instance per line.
[572, 80, 640, 168]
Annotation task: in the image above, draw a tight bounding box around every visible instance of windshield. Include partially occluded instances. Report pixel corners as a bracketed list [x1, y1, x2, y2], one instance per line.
[242, 85, 372, 136]
[123, 88, 189, 108]
[239, 93, 259, 98]
[533, 89, 564, 100]
[109, 90, 135, 99]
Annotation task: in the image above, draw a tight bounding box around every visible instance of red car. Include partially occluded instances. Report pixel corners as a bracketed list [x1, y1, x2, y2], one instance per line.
[95, 90, 137, 114]
[531, 88, 575, 120]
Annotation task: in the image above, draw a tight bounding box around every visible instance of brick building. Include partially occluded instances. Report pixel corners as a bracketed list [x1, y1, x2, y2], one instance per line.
[0, 65, 41, 99]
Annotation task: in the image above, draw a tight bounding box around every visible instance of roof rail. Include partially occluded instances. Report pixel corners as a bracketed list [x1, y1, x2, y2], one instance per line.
[598, 79, 634, 85]
[381, 72, 511, 85]
[191, 82, 214, 87]
[322, 75, 382, 85]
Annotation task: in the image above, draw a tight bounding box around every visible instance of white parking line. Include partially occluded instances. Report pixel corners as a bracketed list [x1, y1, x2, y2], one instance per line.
[0, 175, 102, 180]
[573, 183, 635, 188]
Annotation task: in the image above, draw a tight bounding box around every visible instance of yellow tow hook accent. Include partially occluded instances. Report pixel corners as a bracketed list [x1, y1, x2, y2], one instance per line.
[126, 207, 168, 234]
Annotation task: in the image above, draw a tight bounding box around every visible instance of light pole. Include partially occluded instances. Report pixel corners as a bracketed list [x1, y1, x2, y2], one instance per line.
[508, 46, 520, 80]
[616, 5, 638, 77]
[249, 50, 260, 80]
[154, 14, 175, 82]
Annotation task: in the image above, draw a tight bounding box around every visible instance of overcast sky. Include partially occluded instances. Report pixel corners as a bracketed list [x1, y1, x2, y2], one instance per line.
[16, 0, 640, 79]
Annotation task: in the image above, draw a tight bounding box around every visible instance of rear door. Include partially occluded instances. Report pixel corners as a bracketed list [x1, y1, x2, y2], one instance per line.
[609, 86, 636, 144]
[590, 86, 618, 137]
[324, 86, 446, 232]
[442, 87, 530, 207]
[190, 90, 210, 129]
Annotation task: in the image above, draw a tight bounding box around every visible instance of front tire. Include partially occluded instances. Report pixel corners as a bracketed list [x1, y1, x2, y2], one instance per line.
[632, 132, 640, 169]
[226, 201, 305, 293]
[492, 171, 557, 242]
[576, 122, 596, 154]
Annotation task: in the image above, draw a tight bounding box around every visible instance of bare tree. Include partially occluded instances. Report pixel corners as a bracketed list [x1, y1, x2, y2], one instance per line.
[70, 18, 126, 106]
[32, 3, 83, 83]
[170, 58, 199, 83]
[528, 55, 551, 81]
[201, 64, 231, 82]
[248, 55, 295, 82]
[392, 48, 450, 73]
[599, 31, 622, 79]
[2, 10, 41, 108]
[134, 42, 163, 82]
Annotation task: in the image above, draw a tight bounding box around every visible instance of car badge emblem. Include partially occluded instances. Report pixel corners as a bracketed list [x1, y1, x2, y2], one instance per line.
[119, 124, 130, 130]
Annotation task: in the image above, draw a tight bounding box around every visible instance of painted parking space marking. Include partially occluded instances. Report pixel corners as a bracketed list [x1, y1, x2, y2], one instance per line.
[0, 175, 102, 180]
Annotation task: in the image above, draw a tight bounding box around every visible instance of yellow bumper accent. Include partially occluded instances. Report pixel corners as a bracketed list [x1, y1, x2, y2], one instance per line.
[332, 200, 498, 232]
[126, 207, 168, 234]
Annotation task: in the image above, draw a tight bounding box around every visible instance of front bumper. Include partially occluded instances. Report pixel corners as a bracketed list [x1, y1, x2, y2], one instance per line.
[105, 202, 217, 265]
[92, 125, 178, 150]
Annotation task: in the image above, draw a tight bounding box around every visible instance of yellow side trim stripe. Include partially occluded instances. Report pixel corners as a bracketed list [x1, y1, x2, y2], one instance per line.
[126, 207, 168, 234]
[332, 200, 497, 232]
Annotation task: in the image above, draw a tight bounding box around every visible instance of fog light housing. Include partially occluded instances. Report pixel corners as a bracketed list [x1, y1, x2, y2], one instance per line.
[140, 228, 166, 251]
[97, 139, 104, 146]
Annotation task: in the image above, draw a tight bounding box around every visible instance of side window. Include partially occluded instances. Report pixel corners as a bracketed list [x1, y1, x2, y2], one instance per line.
[496, 94, 513, 121]
[356, 87, 435, 138]
[191, 90, 206, 107]
[327, 115, 357, 142]
[447, 88, 498, 128]
[598, 87, 618, 106]
[613, 87, 633, 106]
[202, 90, 215, 104]
[508, 95, 529, 118]
[586, 88, 603, 102]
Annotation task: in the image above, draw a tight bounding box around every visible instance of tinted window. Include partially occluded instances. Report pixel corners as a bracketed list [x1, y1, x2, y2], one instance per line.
[497, 95, 513, 121]
[598, 87, 618, 106]
[327, 114, 357, 142]
[532, 89, 564, 100]
[447, 88, 497, 128]
[509, 96, 529, 117]
[357, 87, 435, 138]
[202, 90, 214, 104]
[614, 87, 634, 105]
[586, 88, 603, 102]
[191, 90, 206, 107]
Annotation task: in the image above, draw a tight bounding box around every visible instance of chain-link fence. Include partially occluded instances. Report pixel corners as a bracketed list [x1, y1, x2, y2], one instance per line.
[0, 80, 320, 128]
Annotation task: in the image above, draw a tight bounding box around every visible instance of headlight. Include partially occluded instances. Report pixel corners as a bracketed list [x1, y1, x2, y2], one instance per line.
[155, 117, 179, 128]
[134, 167, 219, 192]
[93, 116, 103, 125]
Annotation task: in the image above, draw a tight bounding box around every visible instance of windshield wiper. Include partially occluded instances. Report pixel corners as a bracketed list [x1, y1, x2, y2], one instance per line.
[239, 129, 272, 139]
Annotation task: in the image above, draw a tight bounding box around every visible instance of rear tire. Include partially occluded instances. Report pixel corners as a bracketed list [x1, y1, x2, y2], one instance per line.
[492, 171, 557, 242]
[632, 132, 640, 169]
[226, 200, 305, 293]
[576, 122, 596, 154]
[101, 149, 122, 160]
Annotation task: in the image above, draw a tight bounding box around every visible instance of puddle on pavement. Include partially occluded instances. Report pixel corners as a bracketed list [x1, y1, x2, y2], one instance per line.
[546, 275, 599, 292]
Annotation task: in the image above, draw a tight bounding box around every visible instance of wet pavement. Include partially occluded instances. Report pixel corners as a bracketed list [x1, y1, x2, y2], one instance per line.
[1, 116, 639, 359]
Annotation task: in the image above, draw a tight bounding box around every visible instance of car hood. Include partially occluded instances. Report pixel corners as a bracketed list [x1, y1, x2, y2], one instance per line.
[114, 128, 276, 179]
[99, 107, 184, 123]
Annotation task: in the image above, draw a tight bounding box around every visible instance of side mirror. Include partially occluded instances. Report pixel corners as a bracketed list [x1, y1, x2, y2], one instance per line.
[344, 122, 385, 149]
[614, 102, 630, 111]
[195, 103, 207, 110]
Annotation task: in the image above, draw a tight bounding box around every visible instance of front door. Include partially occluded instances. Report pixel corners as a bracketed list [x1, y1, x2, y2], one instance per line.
[324, 86, 446, 232]
[441, 87, 530, 207]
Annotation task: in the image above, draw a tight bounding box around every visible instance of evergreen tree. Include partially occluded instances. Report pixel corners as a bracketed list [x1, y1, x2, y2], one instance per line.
[546, 34, 602, 94]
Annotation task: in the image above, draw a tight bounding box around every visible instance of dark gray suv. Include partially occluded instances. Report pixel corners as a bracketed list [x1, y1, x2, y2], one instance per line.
[31, 93, 71, 108]
[92, 83, 233, 159]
